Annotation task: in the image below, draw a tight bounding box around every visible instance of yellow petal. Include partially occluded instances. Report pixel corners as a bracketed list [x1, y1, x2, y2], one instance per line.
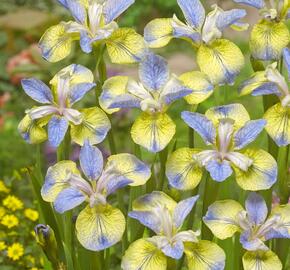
[121, 238, 167, 270]
[250, 20, 290, 61]
[99, 76, 129, 114]
[166, 148, 203, 190]
[179, 71, 213, 105]
[234, 149, 277, 191]
[41, 161, 80, 202]
[106, 28, 147, 64]
[205, 103, 250, 130]
[185, 240, 226, 270]
[264, 103, 290, 147]
[76, 204, 125, 251]
[238, 71, 267, 96]
[144, 18, 173, 48]
[39, 22, 75, 63]
[131, 112, 176, 153]
[242, 250, 282, 270]
[197, 39, 244, 85]
[203, 200, 244, 239]
[70, 107, 111, 146]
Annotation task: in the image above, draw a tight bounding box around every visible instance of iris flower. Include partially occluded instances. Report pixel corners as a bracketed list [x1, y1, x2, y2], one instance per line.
[234, 0, 290, 60]
[41, 141, 151, 250]
[204, 192, 290, 270]
[39, 0, 146, 63]
[122, 191, 225, 270]
[239, 48, 290, 146]
[166, 103, 277, 190]
[18, 64, 111, 147]
[144, 0, 248, 85]
[99, 53, 194, 153]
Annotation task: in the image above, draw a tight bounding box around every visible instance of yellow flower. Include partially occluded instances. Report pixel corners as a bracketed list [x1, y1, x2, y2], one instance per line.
[3, 195, 24, 211]
[31, 268, 38, 270]
[0, 207, 6, 219]
[24, 208, 39, 221]
[0, 180, 10, 193]
[1, 214, 19, 228]
[7, 243, 24, 261]
[0, 241, 7, 251]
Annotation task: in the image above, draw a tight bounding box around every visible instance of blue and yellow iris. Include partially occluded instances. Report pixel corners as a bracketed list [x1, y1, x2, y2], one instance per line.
[18, 64, 111, 147]
[144, 0, 248, 85]
[122, 191, 225, 270]
[203, 192, 290, 270]
[166, 103, 277, 190]
[41, 140, 151, 251]
[39, 0, 147, 63]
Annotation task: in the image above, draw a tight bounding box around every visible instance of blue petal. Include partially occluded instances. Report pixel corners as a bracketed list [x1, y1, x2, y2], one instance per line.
[265, 228, 290, 240]
[283, 48, 290, 79]
[173, 195, 199, 228]
[80, 31, 93, 53]
[234, 119, 266, 149]
[103, 0, 135, 24]
[48, 116, 69, 148]
[181, 111, 216, 145]
[245, 192, 268, 225]
[251, 82, 281, 96]
[161, 241, 184, 260]
[57, 0, 68, 8]
[128, 211, 160, 233]
[67, 0, 86, 24]
[240, 230, 267, 251]
[105, 178, 132, 195]
[177, 0, 205, 28]
[216, 9, 247, 31]
[233, 0, 265, 9]
[80, 141, 103, 180]
[54, 187, 86, 213]
[139, 53, 169, 91]
[172, 21, 201, 42]
[206, 159, 233, 182]
[21, 78, 53, 104]
[108, 94, 141, 109]
[69, 83, 96, 104]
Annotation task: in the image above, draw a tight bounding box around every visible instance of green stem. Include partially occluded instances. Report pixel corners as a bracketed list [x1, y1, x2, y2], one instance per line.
[214, 85, 220, 106]
[188, 105, 198, 148]
[277, 146, 290, 203]
[158, 147, 168, 190]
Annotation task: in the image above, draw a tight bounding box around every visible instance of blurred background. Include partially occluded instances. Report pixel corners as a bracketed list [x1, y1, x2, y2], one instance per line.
[0, 1, 267, 269]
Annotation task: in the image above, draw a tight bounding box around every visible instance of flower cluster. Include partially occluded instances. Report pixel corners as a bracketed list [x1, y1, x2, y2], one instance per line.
[17, 0, 290, 270]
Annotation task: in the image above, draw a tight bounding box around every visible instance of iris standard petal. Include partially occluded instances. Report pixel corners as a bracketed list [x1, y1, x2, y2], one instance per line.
[131, 112, 176, 153]
[203, 200, 244, 239]
[76, 204, 125, 251]
[128, 211, 161, 234]
[242, 250, 282, 270]
[69, 82, 96, 105]
[179, 71, 214, 105]
[173, 195, 199, 229]
[99, 76, 129, 114]
[205, 103, 250, 130]
[206, 159, 233, 182]
[283, 47, 290, 79]
[132, 191, 176, 213]
[197, 39, 244, 85]
[18, 114, 47, 144]
[234, 149, 277, 191]
[54, 187, 86, 214]
[41, 160, 79, 202]
[70, 107, 111, 145]
[21, 78, 53, 104]
[166, 148, 203, 190]
[107, 94, 141, 110]
[233, 0, 265, 9]
[48, 116, 69, 147]
[106, 28, 147, 64]
[245, 192, 268, 225]
[177, 0, 205, 29]
[66, 0, 86, 24]
[184, 240, 226, 270]
[234, 119, 266, 150]
[264, 103, 290, 147]
[103, 0, 134, 24]
[144, 18, 174, 48]
[139, 53, 169, 91]
[181, 112, 216, 145]
[250, 21, 290, 61]
[216, 9, 247, 31]
[39, 22, 74, 62]
[121, 239, 167, 270]
[80, 141, 103, 181]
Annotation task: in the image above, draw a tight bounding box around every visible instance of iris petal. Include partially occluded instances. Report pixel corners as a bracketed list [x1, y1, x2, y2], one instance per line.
[245, 192, 268, 225]
[48, 116, 69, 148]
[233, 0, 265, 9]
[206, 159, 233, 182]
[283, 48, 290, 79]
[69, 82, 96, 105]
[103, 0, 135, 24]
[76, 204, 125, 251]
[128, 211, 161, 234]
